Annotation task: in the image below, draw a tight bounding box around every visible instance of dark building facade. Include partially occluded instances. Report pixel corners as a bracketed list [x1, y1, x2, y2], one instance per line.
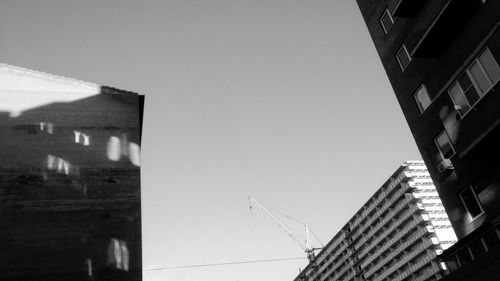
[356, 0, 500, 280]
[0, 64, 143, 281]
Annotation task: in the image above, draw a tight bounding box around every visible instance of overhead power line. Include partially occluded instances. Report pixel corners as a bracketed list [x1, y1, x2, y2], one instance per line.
[143, 257, 307, 272]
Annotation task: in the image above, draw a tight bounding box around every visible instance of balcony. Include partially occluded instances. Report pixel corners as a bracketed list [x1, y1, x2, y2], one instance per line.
[393, 0, 426, 17]
[412, 0, 482, 57]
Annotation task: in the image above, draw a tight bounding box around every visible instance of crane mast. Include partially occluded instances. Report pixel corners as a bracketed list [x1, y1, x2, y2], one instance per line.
[248, 196, 318, 262]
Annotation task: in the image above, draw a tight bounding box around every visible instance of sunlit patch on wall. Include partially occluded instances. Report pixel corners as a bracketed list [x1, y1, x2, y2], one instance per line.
[0, 64, 100, 118]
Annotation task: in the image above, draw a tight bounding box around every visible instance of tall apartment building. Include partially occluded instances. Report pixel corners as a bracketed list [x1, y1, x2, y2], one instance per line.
[294, 161, 456, 281]
[0, 64, 143, 281]
[356, 1, 500, 279]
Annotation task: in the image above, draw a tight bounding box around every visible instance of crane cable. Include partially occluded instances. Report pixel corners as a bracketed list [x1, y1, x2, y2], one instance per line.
[250, 199, 324, 247]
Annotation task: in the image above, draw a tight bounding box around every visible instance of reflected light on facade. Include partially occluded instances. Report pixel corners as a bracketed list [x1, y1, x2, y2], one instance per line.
[106, 136, 141, 166]
[107, 136, 121, 161]
[46, 154, 78, 176]
[47, 154, 56, 170]
[39, 122, 54, 134]
[106, 238, 129, 271]
[74, 130, 90, 146]
[128, 143, 140, 167]
[86, 258, 93, 278]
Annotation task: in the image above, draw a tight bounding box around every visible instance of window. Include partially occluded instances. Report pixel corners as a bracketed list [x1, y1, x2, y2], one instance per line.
[396, 44, 411, 71]
[448, 48, 500, 116]
[434, 130, 455, 160]
[380, 9, 394, 34]
[459, 186, 484, 220]
[414, 84, 432, 113]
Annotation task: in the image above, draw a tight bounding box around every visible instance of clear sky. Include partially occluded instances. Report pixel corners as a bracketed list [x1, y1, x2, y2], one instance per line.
[0, 1, 421, 280]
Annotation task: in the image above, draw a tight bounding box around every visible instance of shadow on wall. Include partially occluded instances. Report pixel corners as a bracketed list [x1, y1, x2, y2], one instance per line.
[0, 87, 143, 281]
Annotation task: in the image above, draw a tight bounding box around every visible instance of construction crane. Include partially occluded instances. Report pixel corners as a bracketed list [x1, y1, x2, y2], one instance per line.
[248, 196, 322, 262]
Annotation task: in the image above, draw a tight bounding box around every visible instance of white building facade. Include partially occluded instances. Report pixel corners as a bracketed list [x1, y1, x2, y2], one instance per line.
[295, 161, 456, 281]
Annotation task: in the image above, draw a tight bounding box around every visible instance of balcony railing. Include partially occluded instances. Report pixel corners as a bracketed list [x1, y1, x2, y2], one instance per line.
[393, 0, 427, 17]
[412, 0, 482, 57]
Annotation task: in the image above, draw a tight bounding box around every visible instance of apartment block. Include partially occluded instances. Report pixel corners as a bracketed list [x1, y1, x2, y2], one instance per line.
[294, 161, 456, 281]
[0, 64, 143, 281]
[356, 1, 500, 279]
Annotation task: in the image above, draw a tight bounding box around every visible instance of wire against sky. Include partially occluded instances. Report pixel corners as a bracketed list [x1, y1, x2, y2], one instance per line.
[143, 257, 307, 272]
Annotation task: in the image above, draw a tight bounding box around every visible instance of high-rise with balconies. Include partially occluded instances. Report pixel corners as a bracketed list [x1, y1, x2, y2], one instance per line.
[356, 1, 500, 279]
[294, 161, 456, 281]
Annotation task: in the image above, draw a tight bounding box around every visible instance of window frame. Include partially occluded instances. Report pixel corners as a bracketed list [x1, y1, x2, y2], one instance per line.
[379, 8, 394, 35]
[396, 44, 412, 71]
[413, 84, 432, 113]
[448, 47, 500, 118]
[434, 129, 455, 161]
[459, 186, 485, 221]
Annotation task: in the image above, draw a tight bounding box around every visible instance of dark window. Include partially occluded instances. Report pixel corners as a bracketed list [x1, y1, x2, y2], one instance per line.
[459, 186, 484, 220]
[396, 45, 411, 71]
[380, 9, 394, 34]
[434, 130, 455, 160]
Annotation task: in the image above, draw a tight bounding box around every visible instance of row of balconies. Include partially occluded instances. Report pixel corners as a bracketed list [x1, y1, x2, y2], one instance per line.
[406, 263, 442, 281]
[412, 188, 440, 195]
[350, 172, 409, 229]
[355, 195, 414, 253]
[316, 233, 347, 268]
[350, 190, 388, 233]
[319, 254, 350, 281]
[350, 183, 411, 243]
[334, 261, 352, 281]
[406, 171, 431, 177]
[360, 200, 419, 257]
[318, 250, 352, 280]
[393, 255, 437, 281]
[419, 201, 443, 207]
[316, 236, 348, 274]
[340, 268, 356, 281]
[424, 208, 447, 214]
[360, 205, 423, 266]
[320, 267, 355, 281]
[363, 222, 430, 277]
[420, 196, 443, 202]
[371, 235, 435, 281]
